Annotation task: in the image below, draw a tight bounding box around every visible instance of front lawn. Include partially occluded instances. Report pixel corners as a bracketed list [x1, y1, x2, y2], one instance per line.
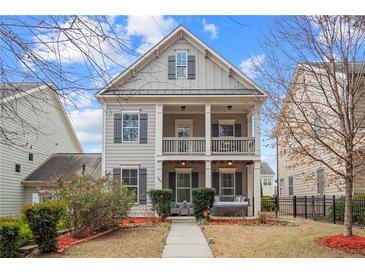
[201, 219, 365, 257]
[40, 225, 170, 258]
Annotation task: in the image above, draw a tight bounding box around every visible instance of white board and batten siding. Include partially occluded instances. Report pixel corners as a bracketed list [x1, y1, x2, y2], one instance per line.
[0, 88, 81, 215]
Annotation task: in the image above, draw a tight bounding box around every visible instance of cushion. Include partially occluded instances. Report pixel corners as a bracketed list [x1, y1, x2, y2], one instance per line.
[170, 202, 178, 208]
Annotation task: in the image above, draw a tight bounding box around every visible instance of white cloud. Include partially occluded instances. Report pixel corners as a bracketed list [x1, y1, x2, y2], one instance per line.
[202, 19, 218, 40]
[126, 16, 177, 55]
[68, 108, 102, 152]
[239, 54, 265, 79]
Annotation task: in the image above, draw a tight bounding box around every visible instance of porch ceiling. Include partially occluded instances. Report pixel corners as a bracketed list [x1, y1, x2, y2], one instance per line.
[163, 104, 254, 114]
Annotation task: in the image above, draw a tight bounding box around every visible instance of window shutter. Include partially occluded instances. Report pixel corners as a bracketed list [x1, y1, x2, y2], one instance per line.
[242, 114, 248, 137]
[212, 172, 219, 196]
[235, 124, 242, 137]
[187, 55, 196, 79]
[114, 113, 122, 143]
[235, 172, 243, 195]
[139, 168, 147, 205]
[192, 172, 199, 189]
[113, 168, 121, 181]
[169, 172, 176, 202]
[139, 113, 148, 144]
[211, 124, 219, 137]
[168, 55, 176, 79]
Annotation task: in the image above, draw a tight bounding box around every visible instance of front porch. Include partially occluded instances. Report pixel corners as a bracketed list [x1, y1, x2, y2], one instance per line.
[160, 160, 261, 217]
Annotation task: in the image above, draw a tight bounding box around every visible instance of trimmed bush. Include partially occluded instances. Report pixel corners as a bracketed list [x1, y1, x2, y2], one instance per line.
[192, 188, 215, 219]
[0, 216, 34, 248]
[22, 201, 65, 253]
[53, 175, 135, 238]
[329, 193, 365, 225]
[261, 196, 276, 212]
[0, 222, 19, 258]
[148, 189, 173, 219]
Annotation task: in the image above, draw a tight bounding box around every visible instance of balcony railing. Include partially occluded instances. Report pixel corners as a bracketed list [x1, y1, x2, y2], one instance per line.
[163, 137, 206, 154]
[211, 137, 255, 154]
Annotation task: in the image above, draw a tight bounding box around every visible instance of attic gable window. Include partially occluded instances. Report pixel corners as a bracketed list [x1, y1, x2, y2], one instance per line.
[176, 51, 187, 78]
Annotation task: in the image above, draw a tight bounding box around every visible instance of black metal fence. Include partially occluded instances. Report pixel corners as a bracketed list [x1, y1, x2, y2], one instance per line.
[261, 195, 365, 227]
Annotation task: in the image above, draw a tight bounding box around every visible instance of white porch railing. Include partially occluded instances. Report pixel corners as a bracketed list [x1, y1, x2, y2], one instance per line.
[163, 137, 206, 154]
[211, 137, 255, 154]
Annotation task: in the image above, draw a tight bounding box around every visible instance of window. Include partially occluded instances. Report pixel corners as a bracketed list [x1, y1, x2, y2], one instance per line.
[317, 168, 325, 194]
[15, 164, 21, 173]
[220, 172, 235, 200]
[314, 115, 321, 137]
[288, 176, 294, 196]
[122, 169, 138, 203]
[28, 153, 33, 161]
[176, 172, 191, 203]
[176, 51, 187, 78]
[263, 178, 272, 186]
[279, 178, 284, 196]
[219, 120, 235, 137]
[122, 113, 139, 142]
[32, 193, 40, 204]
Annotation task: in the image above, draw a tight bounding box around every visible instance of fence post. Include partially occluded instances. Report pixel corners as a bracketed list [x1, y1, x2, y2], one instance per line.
[252, 196, 255, 217]
[311, 195, 315, 219]
[323, 194, 326, 217]
[304, 195, 307, 219]
[332, 195, 336, 224]
[275, 195, 279, 219]
[293, 195, 297, 218]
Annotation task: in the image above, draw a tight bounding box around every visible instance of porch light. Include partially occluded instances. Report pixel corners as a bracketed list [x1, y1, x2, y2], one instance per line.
[181, 161, 186, 166]
[228, 161, 233, 166]
[181, 105, 186, 111]
[227, 105, 232, 110]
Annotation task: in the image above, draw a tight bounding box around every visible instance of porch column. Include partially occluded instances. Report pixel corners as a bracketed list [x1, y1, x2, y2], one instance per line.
[205, 160, 212, 188]
[155, 160, 163, 189]
[254, 161, 261, 216]
[254, 112, 261, 156]
[205, 104, 211, 156]
[156, 104, 163, 156]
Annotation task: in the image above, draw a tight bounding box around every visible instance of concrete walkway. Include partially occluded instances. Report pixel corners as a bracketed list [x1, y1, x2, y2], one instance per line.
[162, 217, 213, 258]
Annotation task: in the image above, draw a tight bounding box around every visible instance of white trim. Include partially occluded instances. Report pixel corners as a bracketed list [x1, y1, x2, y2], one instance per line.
[218, 119, 236, 125]
[175, 168, 193, 173]
[175, 50, 188, 79]
[121, 112, 140, 143]
[218, 168, 236, 173]
[121, 166, 139, 205]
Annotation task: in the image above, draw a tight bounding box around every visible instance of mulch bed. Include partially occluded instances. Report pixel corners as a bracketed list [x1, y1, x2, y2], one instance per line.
[315, 234, 365, 255]
[120, 217, 169, 226]
[208, 218, 258, 225]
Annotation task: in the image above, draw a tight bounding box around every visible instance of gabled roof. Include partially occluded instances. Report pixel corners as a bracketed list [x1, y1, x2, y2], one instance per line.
[23, 153, 101, 182]
[261, 162, 275, 175]
[97, 25, 267, 97]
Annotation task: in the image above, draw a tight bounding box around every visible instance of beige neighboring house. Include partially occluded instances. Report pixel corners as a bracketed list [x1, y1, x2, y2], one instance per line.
[0, 83, 82, 215]
[97, 26, 267, 217]
[277, 63, 365, 198]
[260, 162, 275, 197]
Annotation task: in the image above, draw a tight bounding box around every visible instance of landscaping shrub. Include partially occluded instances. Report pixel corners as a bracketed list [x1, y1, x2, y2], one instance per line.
[0, 221, 19, 258]
[148, 189, 173, 219]
[22, 201, 65, 253]
[192, 188, 215, 219]
[328, 193, 365, 225]
[261, 196, 276, 212]
[0, 216, 34, 248]
[53, 175, 135, 238]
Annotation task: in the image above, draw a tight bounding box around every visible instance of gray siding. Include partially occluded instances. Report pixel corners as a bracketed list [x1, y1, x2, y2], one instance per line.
[104, 104, 156, 203]
[0, 89, 81, 215]
[119, 38, 246, 90]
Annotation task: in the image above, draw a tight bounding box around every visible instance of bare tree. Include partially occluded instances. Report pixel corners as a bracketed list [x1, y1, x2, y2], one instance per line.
[255, 16, 365, 236]
[0, 16, 140, 147]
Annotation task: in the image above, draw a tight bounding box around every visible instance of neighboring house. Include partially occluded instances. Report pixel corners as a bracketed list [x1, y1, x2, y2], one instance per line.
[277, 63, 365, 197]
[97, 26, 267, 216]
[0, 83, 82, 215]
[22, 153, 102, 203]
[260, 162, 275, 197]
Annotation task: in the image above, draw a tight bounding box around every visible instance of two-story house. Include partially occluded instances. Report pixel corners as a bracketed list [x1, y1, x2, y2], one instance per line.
[97, 26, 267, 216]
[0, 83, 82, 215]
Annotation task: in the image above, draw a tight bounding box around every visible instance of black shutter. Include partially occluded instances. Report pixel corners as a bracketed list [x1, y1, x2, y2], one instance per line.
[169, 172, 176, 202]
[212, 172, 219, 196]
[187, 55, 196, 79]
[114, 113, 122, 143]
[139, 168, 147, 205]
[139, 113, 148, 144]
[235, 124, 242, 137]
[212, 124, 219, 137]
[192, 172, 199, 189]
[235, 172, 243, 195]
[242, 114, 248, 137]
[168, 55, 176, 79]
[113, 168, 121, 181]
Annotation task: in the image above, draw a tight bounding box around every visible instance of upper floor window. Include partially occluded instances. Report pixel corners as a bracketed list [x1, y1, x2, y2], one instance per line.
[263, 178, 272, 186]
[122, 113, 139, 142]
[314, 115, 321, 137]
[219, 120, 235, 137]
[288, 176, 294, 196]
[176, 51, 187, 78]
[317, 168, 325, 194]
[29, 153, 34, 161]
[15, 164, 21, 173]
[279, 178, 284, 196]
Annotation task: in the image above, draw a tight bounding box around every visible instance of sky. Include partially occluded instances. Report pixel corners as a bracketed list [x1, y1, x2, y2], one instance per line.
[52, 15, 277, 173]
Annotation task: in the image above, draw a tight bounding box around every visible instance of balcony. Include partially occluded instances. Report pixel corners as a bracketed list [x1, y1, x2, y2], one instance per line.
[162, 137, 255, 155]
